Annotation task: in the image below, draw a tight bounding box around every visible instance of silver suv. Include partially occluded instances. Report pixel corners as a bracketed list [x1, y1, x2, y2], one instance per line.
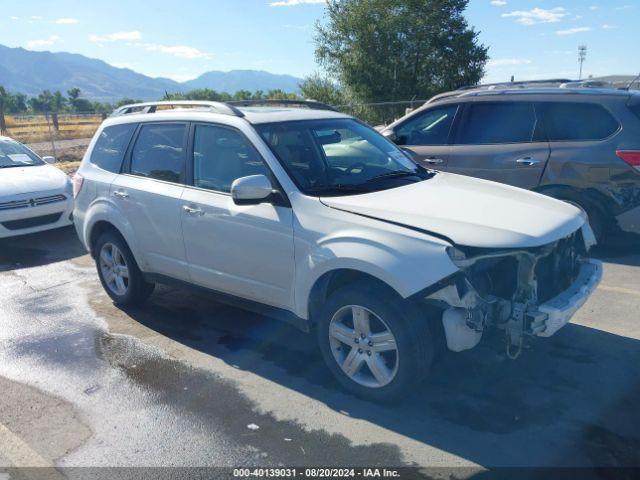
[73, 101, 600, 401]
[381, 82, 640, 242]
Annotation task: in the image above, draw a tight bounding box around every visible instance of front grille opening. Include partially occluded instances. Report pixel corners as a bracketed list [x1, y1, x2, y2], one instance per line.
[1, 213, 62, 230]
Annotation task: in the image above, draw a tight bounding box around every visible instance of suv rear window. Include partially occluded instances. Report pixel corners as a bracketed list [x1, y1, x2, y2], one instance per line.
[456, 102, 537, 144]
[90, 124, 137, 173]
[537, 102, 620, 141]
[130, 123, 186, 183]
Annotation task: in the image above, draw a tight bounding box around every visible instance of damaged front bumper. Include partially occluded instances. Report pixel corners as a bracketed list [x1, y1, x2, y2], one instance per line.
[426, 230, 602, 357]
[531, 258, 602, 337]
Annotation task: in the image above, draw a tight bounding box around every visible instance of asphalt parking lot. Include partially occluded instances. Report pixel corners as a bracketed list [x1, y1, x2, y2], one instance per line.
[0, 226, 638, 477]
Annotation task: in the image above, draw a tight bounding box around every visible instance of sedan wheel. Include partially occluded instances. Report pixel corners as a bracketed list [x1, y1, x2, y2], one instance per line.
[99, 242, 130, 296]
[329, 305, 399, 388]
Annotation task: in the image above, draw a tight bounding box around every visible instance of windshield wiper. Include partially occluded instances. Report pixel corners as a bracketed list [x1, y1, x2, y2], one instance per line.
[0, 165, 24, 169]
[306, 184, 371, 195]
[365, 170, 422, 183]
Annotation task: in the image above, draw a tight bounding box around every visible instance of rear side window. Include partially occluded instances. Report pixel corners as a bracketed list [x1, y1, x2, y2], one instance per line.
[537, 102, 620, 141]
[90, 124, 136, 173]
[395, 105, 458, 145]
[456, 102, 537, 144]
[130, 123, 186, 183]
[629, 103, 640, 121]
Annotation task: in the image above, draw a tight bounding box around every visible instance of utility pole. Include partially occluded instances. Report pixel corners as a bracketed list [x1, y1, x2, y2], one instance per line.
[578, 45, 587, 80]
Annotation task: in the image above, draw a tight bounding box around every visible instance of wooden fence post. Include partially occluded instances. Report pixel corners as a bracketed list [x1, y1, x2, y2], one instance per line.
[0, 109, 6, 135]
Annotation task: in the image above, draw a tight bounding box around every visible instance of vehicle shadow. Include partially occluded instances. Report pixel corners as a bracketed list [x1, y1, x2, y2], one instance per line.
[123, 286, 640, 468]
[0, 226, 86, 272]
[593, 232, 640, 267]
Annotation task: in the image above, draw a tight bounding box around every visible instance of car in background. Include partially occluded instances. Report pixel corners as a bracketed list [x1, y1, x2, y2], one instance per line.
[0, 136, 74, 239]
[380, 81, 640, 242]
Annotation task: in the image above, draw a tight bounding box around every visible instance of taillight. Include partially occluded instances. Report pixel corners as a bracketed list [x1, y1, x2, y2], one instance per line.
[72, 173, 84, 197]
[616, 150, 640, 171]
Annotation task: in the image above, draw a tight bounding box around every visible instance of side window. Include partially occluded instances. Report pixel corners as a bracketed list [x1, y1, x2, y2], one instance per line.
[130, 124, 186, 183]
[457, 102, 537, 145]
[395, 105, 458, 146]
[193, 124, 270, 193]
[90, 124, 137, 173]
[537, 102, 620, 141]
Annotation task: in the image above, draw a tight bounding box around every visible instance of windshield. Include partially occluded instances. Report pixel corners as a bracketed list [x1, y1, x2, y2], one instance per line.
[256, 118, 433, 196]
[0, 139, 44, 168]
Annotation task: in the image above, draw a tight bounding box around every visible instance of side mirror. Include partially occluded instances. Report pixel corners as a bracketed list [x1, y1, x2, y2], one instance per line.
[231, 175, 274, 205]
[42, 156, 56, 164]
[400, 147, 417, 160]
[381, 129, 397, 142]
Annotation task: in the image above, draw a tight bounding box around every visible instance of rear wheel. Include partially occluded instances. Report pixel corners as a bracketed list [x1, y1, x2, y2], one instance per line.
[95, 231, 155, 306]
[316, 285, 434, 402]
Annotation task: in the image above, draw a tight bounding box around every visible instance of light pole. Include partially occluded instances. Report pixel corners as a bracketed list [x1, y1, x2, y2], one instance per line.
[578, 45, 587, 80]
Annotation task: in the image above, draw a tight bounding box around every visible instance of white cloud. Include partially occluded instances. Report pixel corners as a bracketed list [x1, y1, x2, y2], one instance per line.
[30, 16, 43, 20]
[490, 0, 507, 6]
[589, 5, 599, 10]
[487, 58, 532, 67]
[89, 31, 142, 42]
[132, 43, 212, 60]
[27, 35, 61, 48]
[502, 7, 567, 25]
[10, 16, 19, 21]
[601, 24, 618, 30]
[556, 26, 592, 35]
[55, 17, 79, 24]
[269, 0, 325, 6]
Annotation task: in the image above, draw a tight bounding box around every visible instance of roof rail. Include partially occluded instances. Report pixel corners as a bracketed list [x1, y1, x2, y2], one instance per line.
[111, 101, 245, 117]
[456, 78, 574, 91]
[226, 99, 338, 111]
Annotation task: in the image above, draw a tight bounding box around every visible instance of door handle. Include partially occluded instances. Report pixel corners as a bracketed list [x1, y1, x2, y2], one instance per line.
[113, 190, 129, 199]
[183, 205, 203, 216]
[424, 157, 444, 165]
[515, 157, 541, 166]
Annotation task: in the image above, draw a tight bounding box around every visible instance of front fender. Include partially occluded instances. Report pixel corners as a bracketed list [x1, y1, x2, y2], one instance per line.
[294, 229, 458, 319]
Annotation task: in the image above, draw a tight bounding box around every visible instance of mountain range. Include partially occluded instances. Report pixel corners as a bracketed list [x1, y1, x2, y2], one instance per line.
[0, 44, 302, 101]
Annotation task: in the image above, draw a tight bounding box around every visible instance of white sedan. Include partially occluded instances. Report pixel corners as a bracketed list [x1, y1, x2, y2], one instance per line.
[0, 136, 74, 239]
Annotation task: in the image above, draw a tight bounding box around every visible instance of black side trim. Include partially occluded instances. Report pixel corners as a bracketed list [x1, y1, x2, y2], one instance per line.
[141, 272, 310, 333]
[2, 213, 62, 230]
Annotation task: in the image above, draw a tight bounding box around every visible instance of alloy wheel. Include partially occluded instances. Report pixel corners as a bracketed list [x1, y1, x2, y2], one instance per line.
[99, 243, 130, 296]
[328, 305, 399, 388]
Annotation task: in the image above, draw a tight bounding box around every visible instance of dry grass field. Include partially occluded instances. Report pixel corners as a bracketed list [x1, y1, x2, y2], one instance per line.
[3, 113, 104, 144]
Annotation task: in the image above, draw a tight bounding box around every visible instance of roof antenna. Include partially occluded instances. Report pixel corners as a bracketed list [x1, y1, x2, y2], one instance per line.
[624, 73, 640, 91]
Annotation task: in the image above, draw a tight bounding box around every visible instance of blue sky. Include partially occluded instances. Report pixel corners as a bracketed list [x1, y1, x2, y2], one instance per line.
[1, 0, 638, 84]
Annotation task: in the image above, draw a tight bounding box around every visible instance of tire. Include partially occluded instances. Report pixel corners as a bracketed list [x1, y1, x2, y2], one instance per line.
[316, 284, 434, 402]
[95, 231, 155, 306]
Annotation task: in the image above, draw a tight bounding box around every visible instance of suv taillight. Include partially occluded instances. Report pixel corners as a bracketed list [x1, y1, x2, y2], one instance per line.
[616, 150, 640, 172]
[72, 173, 84, 197]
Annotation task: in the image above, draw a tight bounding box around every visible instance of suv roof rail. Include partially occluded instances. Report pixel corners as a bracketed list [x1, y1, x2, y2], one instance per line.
[111, 101, 245, 118]
[226, 99, 338, 111]
[457, 78, 574, 91]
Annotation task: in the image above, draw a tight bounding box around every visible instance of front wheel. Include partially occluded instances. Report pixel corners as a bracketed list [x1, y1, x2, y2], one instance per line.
[316, 285, 434, 402]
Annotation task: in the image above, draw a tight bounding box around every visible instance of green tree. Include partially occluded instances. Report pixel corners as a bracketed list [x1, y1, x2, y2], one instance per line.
[67, 88, 93, 112]
[315, 0, 488, 105]
[299, 73, 345, 106]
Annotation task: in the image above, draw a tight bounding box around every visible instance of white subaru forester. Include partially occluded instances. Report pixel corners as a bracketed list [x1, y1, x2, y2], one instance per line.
[73, 101, 602, 401]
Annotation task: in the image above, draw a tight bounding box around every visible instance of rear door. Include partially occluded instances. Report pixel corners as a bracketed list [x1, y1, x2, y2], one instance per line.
[447, 101, 550, 189]
[110, 122, 190, 280]
[393, 104, 459, 170]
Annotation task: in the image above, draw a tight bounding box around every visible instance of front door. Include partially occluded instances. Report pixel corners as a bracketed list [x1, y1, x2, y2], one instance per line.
[181, 123, 295, 309]
[393, 104, 459, 170]
[446, 101, 550, 190]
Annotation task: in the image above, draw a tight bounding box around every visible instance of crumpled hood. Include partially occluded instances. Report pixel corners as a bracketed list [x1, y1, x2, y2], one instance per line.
[320, 173, 585, 249]
[0, 165, 69, 197]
